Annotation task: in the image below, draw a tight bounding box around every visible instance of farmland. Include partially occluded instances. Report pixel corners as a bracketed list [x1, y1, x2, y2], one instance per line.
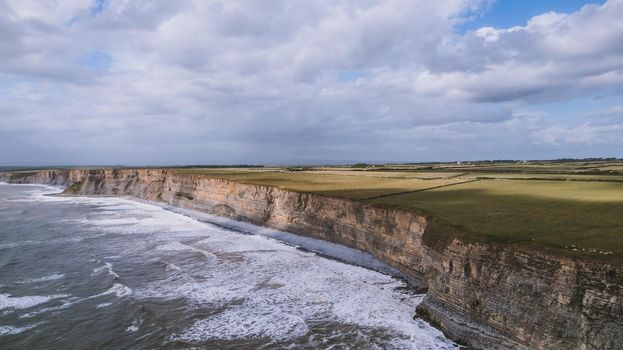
[174, 160, 623, 258]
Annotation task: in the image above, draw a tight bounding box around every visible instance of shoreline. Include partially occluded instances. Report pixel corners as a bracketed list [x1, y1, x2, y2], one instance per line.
[52, 188, 415, 286]
[0, 182, 456, 349]
[1, 168, 622, 350]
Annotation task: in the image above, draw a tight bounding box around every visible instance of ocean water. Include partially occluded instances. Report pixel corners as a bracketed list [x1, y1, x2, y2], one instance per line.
[0, 183, 457, 350]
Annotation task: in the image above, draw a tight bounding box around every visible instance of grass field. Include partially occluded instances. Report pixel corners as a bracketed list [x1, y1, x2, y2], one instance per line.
[175, 168, 472, 199]
[160, 160, 623, 258]
[367, 180, 623, 257]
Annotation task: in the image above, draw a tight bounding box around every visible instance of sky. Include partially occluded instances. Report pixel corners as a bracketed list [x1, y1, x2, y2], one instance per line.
[0, 0, 622, 165]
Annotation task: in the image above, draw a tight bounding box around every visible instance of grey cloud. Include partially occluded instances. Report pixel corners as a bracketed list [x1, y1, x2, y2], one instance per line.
[0, 0, 622, 165]
[423, 1, 623, 103]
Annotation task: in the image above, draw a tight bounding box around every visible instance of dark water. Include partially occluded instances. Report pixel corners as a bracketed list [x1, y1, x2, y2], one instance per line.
[0, 183, 457, 350]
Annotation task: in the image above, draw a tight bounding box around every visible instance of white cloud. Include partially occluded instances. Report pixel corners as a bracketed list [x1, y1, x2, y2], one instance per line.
[0, 0, 622, 164]
[536, 123, 623, 146]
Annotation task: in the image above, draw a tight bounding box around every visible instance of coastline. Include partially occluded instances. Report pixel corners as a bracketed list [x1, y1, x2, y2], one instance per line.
[0, 182, 455, 349]
[1, 169, 622, 350]
[59, 190, 412, 283]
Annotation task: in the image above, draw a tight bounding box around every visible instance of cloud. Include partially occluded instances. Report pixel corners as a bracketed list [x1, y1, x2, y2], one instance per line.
[421, 1, 623, 103]
[536, 123, 623, 146]
[0, 0, 622, 165]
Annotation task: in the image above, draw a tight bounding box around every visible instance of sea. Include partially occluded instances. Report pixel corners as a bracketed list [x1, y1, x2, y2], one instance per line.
[0, 183, 457, 350]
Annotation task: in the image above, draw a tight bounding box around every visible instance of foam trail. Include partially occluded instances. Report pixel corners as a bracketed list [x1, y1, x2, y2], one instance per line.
[0, 323, 43, 336]
[0, 294, 69, 310]
[156, 241, 217, 258]
[158, 204, 408, 279]
[18, 274, 65, 284]
[126, 318, 142, 333]
[88, 283, 132, 299]
[18, 299, 78, 319]
[92, 262, 120, 279]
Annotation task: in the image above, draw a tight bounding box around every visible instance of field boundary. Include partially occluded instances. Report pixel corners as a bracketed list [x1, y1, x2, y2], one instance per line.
[360, 179, 479, 200]
[474, 176, 623, 183]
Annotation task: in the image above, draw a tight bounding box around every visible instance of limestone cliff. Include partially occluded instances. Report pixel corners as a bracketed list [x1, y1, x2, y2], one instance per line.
[2, 168, 621, 350]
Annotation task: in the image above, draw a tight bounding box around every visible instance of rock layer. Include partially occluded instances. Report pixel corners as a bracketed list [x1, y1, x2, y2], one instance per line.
[2, 168, 621, 350]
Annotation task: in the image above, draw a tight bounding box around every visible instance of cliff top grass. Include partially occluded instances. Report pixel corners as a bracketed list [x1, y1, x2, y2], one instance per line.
[174, 167, 472, 200]
[173, 160, 623, 258]
[367, 180, 623, 258]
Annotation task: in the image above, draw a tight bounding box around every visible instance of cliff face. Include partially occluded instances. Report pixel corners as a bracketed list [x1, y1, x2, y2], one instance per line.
[0, 170, 70, 185]
[2, 168, 622, 350]
[421, 242, 623, 349]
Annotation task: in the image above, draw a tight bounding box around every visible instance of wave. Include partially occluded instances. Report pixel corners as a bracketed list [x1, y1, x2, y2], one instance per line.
[0, 243, 18, 249]
[88, 283, 132, 299]
[0, 240, 38, 250]
[18, 298, 79, 319]
[4, 185, 64, 202]
[92, 261, 120, 279]
[126, 318, 142, 333]
[17, 274, 65, 284]
[171, 311, 309, 343]
[0, 322, 44, 336]
[0, 293, 70, 311]
[165, 263, 182, 272]
[158, 205, 405, 278]
[82, 217, 141, 226]
[156, 241, 216, 259]
[0, 183, 456, 348]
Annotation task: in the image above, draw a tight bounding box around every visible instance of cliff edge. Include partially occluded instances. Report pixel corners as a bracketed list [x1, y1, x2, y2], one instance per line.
[2, 168, 621, 349]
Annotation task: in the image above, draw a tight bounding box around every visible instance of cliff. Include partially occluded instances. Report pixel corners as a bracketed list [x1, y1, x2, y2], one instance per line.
[2, 168, 621, 350]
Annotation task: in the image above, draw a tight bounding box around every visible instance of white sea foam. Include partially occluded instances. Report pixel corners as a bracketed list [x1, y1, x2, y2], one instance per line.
[161, 205, 405, 276]
[18, 274, 65, 284]
[83, 217, 141, 226]
[96, 302, 112, 309]
[92, 262, 120, 279]
[98, 203, 141, 211]
[155, 241, 194, 251]
[18, 299, 78, 319]
[6, 185, 64, 202]
[126, 318, 142, 333]
[0, 323, 43, 336]
[89, 283, 132, 299]
[3, 185, 455, 348]
[0, 294, 70, 310]
[139, 234, 453, 348]
[111, 284, 133, 298]
[155, 241, 216, 258]
[48, 195, 455, 348]
[165, 263, 182, 271]
[172, 311, 310, 342]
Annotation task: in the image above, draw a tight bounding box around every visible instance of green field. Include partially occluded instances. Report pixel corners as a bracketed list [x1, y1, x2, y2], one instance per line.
[368, 180, 623, 257]
[175, 168, 472, 200]
[174, 160, 623, 258]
